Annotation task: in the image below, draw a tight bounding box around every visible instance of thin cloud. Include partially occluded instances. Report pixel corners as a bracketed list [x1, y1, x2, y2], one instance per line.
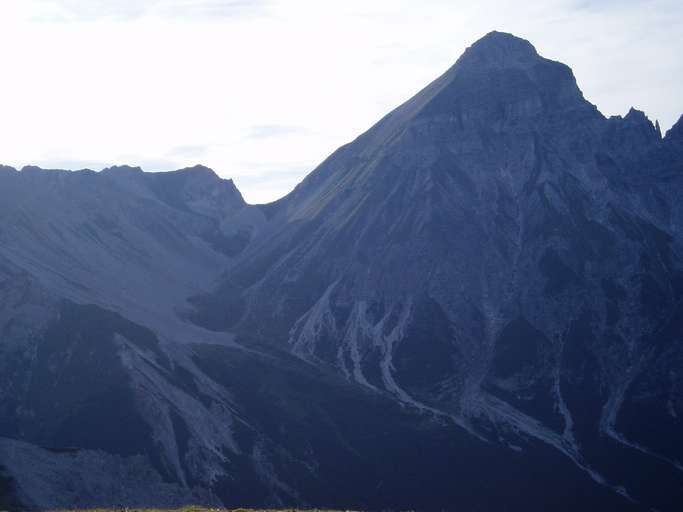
[234, 164, 310, 184]
[571, 0, 659, 11]
[31, 0, 270, 22]
[233, 166, 310, 204]
[247, 124, 312, 139]
[167, 144, 211, 158]
[156, 0, 271, 20]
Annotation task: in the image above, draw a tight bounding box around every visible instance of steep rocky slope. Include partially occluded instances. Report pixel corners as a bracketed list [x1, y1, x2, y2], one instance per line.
[191, 31, 683, 509]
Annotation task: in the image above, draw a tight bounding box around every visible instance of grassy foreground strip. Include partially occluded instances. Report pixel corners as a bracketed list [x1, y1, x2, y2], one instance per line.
[50, 508, 359, 512]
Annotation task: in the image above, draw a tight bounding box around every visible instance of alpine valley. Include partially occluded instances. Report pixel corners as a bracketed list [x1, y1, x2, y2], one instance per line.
[1, 32, 682, 511]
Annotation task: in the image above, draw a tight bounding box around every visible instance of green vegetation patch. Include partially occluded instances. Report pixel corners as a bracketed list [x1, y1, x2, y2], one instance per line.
[51, 508, 358, 512]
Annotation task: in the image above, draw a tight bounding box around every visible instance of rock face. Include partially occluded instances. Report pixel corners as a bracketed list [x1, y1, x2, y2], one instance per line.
[1, 31, 682, 511]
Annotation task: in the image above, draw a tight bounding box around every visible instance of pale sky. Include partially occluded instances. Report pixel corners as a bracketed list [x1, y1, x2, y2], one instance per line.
[0, 0, 681, 203]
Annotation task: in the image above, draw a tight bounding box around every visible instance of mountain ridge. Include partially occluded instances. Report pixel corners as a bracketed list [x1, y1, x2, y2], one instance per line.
[186, 30, 683, 509]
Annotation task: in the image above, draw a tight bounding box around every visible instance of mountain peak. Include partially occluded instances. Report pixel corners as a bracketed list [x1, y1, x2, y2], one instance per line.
[176, 164, 217, 175]
[473, 30, 537, 50]
[459, 31, 539, 69]
[624, 107, 649, 124]
[20, 165, 47, 173]
[101, 164, 144, 175]
[665, 114, 683, 143]
[620, 108, 662, 141]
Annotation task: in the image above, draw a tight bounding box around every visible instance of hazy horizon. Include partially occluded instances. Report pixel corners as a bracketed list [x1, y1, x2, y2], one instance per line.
[1, 0, 681, 203]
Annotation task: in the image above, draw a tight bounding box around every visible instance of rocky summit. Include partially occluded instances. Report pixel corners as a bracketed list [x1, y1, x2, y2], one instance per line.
[1, 32, 682, 511]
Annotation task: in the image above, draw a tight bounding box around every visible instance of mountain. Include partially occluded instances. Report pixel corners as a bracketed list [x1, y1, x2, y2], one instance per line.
[1, 31, 682, 511]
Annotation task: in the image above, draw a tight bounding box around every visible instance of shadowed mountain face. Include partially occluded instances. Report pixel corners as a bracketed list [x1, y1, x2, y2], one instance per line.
[1, 31, 682, 511]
